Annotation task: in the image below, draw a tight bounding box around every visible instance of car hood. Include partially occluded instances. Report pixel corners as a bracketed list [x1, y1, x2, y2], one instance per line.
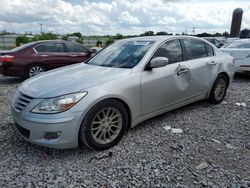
[20, 63, 131, 98]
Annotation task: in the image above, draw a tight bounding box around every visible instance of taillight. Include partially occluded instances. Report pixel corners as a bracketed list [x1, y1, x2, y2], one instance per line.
[0, 55, 15, 62]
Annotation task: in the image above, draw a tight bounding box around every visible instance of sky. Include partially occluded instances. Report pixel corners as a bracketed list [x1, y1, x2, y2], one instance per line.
[0, 0, 249, 35]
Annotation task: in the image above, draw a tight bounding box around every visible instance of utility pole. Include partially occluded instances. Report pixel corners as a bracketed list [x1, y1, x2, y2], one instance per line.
[40, 23, 43, 34]
[192, 27, 195, 35]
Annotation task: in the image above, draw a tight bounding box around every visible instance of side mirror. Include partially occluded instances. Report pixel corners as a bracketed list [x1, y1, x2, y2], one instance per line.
[90, 49, 97, 54]
[149, 57, 169, 69]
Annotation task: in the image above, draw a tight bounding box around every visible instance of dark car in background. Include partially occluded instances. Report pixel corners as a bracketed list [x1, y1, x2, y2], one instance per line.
[202, 37, 224, 48]
[0, 40, 92, 78]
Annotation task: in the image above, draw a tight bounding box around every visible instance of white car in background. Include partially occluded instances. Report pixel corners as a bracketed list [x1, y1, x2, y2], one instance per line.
[221, 39, 250, 72]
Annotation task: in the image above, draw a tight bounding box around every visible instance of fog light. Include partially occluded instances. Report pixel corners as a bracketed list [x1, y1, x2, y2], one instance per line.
[44, 132, 61, 140]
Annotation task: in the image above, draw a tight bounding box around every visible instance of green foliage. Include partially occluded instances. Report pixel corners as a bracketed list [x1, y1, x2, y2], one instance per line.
[114, 33, 123, 39]
[196, 32, 213, 37]
[105, 38, 114, 46]
[96, 40, 102, 47]
[222, 31, 229, 37]
[156, 31, 167, 35]
[76, 38, 83, 44]
[16, 36, 30, 46]
[37, 32, 58, 40]
[68, 32, 82, 38]
[62, 35, 68, 41]
[140, 31, 154, 36]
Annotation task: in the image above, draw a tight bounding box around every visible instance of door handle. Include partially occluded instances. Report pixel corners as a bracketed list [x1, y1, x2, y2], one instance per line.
[208, 61, 217, 65]
[70, 55, 77, 57]
[177, 68, 189, 76]
[40, 54, 48, 57]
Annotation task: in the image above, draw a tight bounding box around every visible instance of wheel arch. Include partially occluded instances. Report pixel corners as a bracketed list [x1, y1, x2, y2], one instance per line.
[25, 63, 47, 78]
[105, 97, 132, 130]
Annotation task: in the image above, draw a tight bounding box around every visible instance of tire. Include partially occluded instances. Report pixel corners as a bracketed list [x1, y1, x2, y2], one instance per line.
[25, 64, 46, 78]
[79, 99, 129, 150]
[207, 74, 228, 104]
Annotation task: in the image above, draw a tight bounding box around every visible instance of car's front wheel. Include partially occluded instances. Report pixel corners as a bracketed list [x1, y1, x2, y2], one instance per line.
[79, 99, 128, 150]
[26, 64, 46, 78]
[207, 74, 228, 104]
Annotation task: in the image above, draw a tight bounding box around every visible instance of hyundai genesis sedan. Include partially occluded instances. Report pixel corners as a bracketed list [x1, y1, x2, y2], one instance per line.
[11, 36, 236, 150]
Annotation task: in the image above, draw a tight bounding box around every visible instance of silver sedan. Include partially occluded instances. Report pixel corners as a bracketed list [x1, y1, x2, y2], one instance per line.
[11, 36, 236, 150]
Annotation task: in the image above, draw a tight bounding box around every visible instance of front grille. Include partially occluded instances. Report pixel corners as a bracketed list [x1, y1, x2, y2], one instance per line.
[14, 92, 33, 112]
[15, 123, 30, 139]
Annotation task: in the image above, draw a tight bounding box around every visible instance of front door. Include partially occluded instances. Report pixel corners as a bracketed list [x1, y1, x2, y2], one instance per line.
[141, 39, 191, 115]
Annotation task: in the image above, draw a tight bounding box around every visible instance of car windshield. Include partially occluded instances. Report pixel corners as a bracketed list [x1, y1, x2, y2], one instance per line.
[223, 40, 250, 48]
[87, 40, 155, 68]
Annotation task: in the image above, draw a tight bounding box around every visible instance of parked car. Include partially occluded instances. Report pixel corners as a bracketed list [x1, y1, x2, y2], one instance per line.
[0, 40, 92, 78]
[202, 37, 224, 48]
[11, 36, 235, 150]
[221, 39, 250, 72]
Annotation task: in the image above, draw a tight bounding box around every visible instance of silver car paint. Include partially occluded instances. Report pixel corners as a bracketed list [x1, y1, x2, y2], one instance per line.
[12, 36, 235, 149]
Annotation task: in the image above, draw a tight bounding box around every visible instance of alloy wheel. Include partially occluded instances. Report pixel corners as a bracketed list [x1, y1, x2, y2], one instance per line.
[90, 107, 122, 145]
[214, 78, 226, 101]
[28, 65, 45, 77]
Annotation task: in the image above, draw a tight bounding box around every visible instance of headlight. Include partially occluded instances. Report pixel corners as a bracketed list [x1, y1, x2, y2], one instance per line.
[31, 92, 87, 114]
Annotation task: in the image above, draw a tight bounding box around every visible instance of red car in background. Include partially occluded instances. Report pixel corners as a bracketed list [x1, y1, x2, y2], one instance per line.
[0, 40, 92, 78]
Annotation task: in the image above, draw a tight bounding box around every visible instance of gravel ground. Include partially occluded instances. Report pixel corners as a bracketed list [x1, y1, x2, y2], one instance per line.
[0, 74, 249, 187]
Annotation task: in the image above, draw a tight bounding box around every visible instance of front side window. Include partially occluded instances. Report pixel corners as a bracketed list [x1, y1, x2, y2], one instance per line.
[152, 40, 183, 64]
[183, 39, 208, 60]
[87, 40, 154, 68]
[205, 44, 214, 56]
[66, 43, 89, 53]
[35, 43, 65, 53]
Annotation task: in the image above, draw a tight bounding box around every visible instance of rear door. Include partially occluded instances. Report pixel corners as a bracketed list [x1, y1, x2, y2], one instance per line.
[65, 42, 91, 63]
[180, 38, 217, 97]
[33, 42, 71, 69]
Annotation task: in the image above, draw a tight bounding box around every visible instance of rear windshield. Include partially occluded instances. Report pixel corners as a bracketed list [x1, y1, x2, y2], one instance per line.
[10, 42, 36, 52]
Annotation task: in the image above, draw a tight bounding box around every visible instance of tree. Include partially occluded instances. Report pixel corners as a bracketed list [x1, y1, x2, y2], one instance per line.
[96, 40, 102, 47]
[114, 33, 123, 39]
[196, 32, 213, 37]
[16, 36, 30, 46]
[105, 38, 114, 46]
[70, 32, 82, 38]
[140, 31, 154, 36]
[213, 32, 222, 37]
[38, 32, 58, 40]
[156, 31, 168, 35]
[222, 31, 229, 37]
[76, 38, 83, 44]
[62, 35, 68, 41]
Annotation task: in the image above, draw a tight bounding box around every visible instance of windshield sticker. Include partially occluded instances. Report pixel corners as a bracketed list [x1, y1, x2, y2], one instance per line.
[133, 41, 151, 46]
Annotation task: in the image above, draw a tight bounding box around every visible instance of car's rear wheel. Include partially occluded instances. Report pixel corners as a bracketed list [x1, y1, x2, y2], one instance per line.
[26, 64, 46, 78]
[207, 74, 228, 104]
[79, 99, 128, 150]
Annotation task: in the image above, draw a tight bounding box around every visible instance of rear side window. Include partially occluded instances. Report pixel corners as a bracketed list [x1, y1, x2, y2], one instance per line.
[66, 43, 89, 53]
[35, 43, 65, 53]
[205, 44, 214, 56]
[152, 39, 183, 64]
[183, 39, 207, 60]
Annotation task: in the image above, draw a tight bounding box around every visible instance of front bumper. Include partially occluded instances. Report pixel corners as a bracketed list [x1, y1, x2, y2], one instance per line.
[11, 103, 84, 149]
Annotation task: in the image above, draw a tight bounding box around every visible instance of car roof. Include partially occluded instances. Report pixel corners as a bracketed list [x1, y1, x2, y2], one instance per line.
[122, 35, 203, 42]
